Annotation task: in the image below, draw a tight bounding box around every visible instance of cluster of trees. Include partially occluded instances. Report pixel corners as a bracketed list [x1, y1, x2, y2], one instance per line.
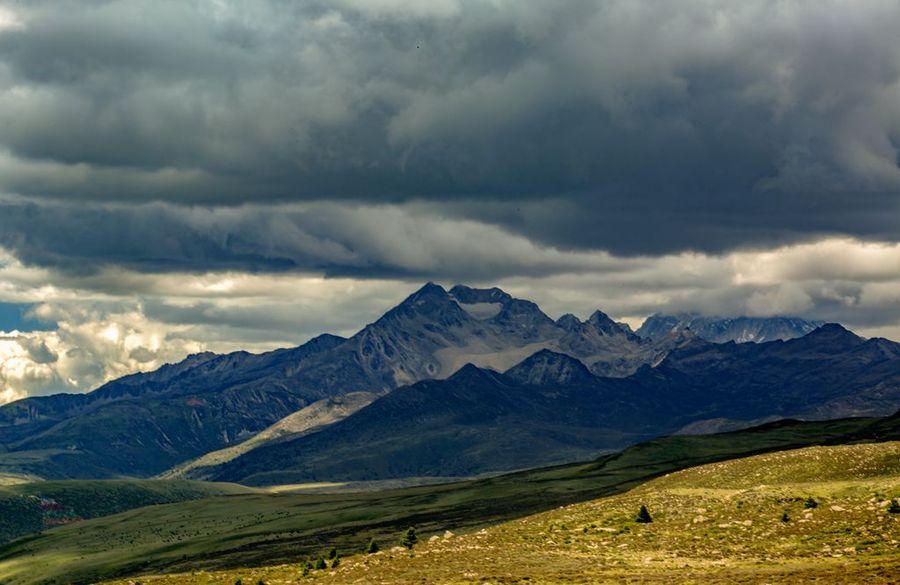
[298, 546, 341, 577]
[365, 526, 419, 555]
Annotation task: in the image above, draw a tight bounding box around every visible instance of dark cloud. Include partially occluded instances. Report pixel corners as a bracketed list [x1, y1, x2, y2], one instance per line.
[0, 0, 897, 256]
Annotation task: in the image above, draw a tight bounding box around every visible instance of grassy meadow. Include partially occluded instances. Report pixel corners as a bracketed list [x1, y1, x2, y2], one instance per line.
[105, 441, 900, 584]
[0, 414, 896, 584]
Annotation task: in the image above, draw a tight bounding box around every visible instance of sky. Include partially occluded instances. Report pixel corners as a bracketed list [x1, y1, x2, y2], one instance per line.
[1, 0, 900, 404]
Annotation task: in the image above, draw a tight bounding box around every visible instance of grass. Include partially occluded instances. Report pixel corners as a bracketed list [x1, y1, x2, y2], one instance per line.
[0, 414, 894, 584]
[103, 441, 900, 584]
[0, 480, 253, 544]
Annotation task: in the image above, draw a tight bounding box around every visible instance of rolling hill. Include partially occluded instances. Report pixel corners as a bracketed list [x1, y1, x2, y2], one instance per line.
[156, 441, 899, 585]
[0, 480, 253, 545]
[0, 412, 896, 585]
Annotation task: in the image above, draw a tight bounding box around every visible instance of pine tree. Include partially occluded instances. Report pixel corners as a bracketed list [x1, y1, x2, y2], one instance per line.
[400, 527, 418, 549]
[635, 505, 653, 523]
[366, 538, 380, 554]
[804, 497, 818, 509]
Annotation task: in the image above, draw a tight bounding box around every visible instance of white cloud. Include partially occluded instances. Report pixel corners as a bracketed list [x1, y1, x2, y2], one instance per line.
[0, 308, 204, 403]
[4, 233, 900, 405]
[731, 238, 900, 284]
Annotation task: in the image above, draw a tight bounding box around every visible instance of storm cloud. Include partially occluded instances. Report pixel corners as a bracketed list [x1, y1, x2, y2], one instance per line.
[0, 0, 898, 255]
[2, 1, 900, 402]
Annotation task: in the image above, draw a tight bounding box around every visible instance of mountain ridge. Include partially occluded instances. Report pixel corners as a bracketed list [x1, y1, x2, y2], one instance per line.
[637, 312, 824, 343]
[0, 283, 894, 482]
[206, 327, 900, 485]
[0, 284, 679, 478]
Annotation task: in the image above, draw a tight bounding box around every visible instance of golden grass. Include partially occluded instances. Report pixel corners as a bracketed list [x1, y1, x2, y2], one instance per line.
[104, 442, 900, 584]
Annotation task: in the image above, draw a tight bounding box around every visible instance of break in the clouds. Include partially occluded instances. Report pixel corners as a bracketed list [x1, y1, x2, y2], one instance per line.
[1, 1, 900, 402]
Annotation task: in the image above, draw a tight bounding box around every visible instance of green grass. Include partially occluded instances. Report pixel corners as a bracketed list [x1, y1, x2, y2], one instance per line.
[0, 414, 895, 585]
[0, 480, 253, 544]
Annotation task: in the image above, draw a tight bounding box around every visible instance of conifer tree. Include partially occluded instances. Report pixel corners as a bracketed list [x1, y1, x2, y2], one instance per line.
[635, 505, 653, 523]
[400, 526, 418, 549]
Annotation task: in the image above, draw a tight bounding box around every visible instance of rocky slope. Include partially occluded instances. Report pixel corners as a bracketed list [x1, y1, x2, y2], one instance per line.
[160, 392, 378, 480]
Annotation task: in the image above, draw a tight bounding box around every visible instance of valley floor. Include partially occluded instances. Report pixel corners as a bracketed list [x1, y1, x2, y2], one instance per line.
[104, 442, 900, 584]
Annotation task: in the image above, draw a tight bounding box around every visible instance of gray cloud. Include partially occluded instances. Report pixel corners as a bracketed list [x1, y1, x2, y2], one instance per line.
[0, 0, 897, 255]
[3, 0, 900, 402]
[0, 198, 638, 279]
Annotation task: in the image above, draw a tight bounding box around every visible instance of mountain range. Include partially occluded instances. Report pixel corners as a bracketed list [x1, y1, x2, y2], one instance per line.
[200, 325, 900, 485]
[637, 313, 823, 343]
[0, 283, 896, 483]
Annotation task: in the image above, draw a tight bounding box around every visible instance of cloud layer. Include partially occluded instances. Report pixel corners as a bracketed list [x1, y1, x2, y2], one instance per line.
[5, 234, 900, 403]
[1, 1, 899, 402]
[0, 0, 898, 254]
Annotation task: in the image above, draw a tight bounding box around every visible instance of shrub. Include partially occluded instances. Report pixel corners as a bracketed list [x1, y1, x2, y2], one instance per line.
[804, 497, 818, 509]
[400, 527, 418, 549]
[234, 580, 243, 585]
[327, 547, 337, 560]
[331, 557, 341, 569]
[781, 512, 791, 523]
[366, 538, 379, 554]
[889, 499, 900, 514]
[315, 557, 327, 570]
[635, 505, 653, 523]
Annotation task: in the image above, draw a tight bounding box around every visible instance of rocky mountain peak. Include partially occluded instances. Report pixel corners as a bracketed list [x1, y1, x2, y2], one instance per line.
[556, 313, 582, 332]
[449, 285, 513, 304]
[447, 363, 501, 385]
[505, 349, 595, 386]
[586, 310, 629, 336]
[797, 323, 863, 350]
[409, 281, 449, 300]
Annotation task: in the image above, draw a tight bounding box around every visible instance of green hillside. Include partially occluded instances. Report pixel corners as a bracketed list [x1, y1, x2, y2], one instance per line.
[0, 480, 253, 545]
[0, 412, 896, 585]
[131, 441, 899, 584]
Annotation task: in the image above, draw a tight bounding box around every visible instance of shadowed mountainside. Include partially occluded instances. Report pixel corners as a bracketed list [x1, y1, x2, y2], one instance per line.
[0, 284, 686, 479]
[208, 328, 900, 485]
